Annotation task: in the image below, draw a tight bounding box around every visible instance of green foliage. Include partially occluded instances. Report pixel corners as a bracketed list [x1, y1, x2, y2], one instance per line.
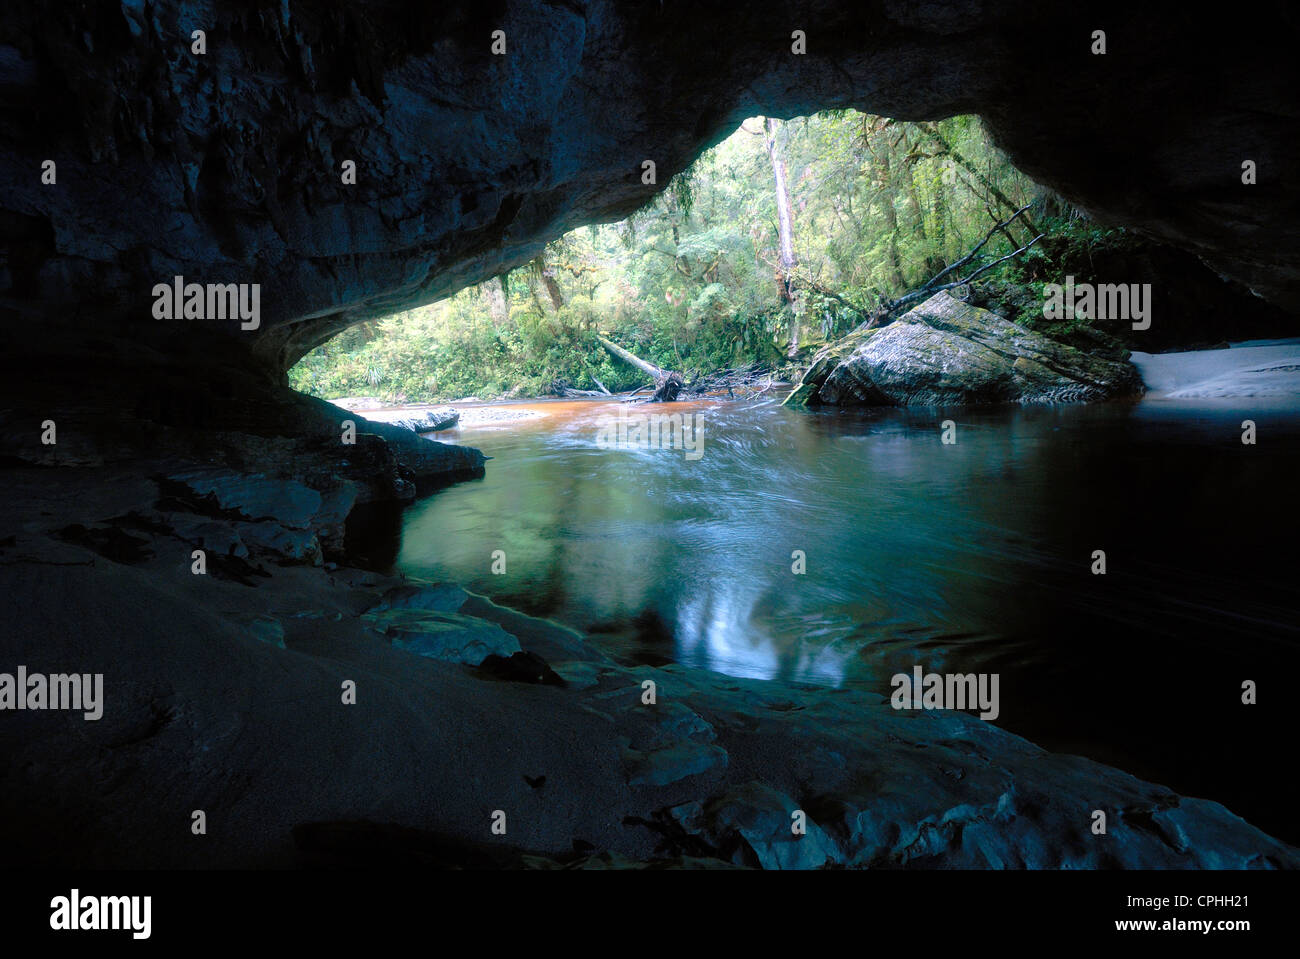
[984, 209, 1136, 335]
[290, 111, 1055, 402]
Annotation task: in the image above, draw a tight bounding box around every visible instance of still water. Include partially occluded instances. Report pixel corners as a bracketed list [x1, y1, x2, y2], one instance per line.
[396, 393, 1300, 841]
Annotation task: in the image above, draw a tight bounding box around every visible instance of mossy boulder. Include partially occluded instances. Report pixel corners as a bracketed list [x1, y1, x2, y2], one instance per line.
[785, 292, 1142, 407]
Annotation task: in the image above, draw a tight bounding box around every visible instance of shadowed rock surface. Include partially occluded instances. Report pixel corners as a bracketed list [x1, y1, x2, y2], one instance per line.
[1, 468, 1297, 869]
[1, 1, 1297, 385]
[1, 2, 1298, 871]
[788, 292, 1143, 406]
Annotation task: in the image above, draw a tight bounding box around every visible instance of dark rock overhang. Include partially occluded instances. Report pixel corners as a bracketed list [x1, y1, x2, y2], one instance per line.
[1, 0, 1296, 380]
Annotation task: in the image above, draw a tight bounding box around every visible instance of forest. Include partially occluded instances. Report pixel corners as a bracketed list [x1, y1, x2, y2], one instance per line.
[290, 110, 1122, 402]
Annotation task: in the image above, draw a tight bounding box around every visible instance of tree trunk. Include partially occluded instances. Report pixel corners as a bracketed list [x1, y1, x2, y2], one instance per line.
[484, 276, 508, 324]
[597, 334, 684, 402]
[872, 146, 905, 291]
[535, 254, 565, 311]
[928, 178, 949, 275]
[763, 117, 801, 358]
[898, 141, 928, 242]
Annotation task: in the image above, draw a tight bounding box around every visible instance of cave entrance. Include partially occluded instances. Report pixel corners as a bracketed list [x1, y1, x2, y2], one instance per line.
[287, 110, 1049, 407]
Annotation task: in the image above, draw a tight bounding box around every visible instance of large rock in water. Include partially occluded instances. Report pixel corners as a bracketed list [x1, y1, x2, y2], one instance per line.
[385, 408, 460, 433]
[788, 293, 1143, 407]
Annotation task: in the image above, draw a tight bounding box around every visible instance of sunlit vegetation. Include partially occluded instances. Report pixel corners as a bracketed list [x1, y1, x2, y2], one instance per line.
[290, 111, 1110, 402]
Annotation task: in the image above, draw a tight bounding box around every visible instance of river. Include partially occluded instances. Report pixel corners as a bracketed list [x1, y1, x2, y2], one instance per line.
[390, 342, 1300, 842]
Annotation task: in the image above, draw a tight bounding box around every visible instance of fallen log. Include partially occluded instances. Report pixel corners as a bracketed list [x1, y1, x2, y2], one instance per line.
[597, 334, 684, 402]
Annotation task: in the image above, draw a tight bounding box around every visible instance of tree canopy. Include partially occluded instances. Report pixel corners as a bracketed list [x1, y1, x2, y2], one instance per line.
[291, 110, 1091, 403]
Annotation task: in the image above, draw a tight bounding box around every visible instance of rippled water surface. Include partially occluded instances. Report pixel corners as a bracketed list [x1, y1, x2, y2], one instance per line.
[397, 393, 1300, 841]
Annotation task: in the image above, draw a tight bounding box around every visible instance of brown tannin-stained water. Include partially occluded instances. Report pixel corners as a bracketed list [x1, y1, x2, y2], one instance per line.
[395, 392, 1300, 842]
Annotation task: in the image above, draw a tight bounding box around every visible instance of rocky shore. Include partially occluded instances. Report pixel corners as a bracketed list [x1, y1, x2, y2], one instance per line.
[1, 456, 1295, 869]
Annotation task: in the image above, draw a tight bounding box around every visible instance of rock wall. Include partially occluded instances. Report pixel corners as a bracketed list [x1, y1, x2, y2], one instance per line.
[0, 0, 1296, 387]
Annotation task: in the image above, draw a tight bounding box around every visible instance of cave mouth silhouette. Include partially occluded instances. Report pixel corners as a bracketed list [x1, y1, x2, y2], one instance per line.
[1, 1, 1299, 881]
[2, 1, 1296, 395]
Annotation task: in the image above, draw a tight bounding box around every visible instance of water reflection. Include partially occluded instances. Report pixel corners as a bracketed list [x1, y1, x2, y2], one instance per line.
[401, 396, 1300, 684]
[396, 394, 1300, 841]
